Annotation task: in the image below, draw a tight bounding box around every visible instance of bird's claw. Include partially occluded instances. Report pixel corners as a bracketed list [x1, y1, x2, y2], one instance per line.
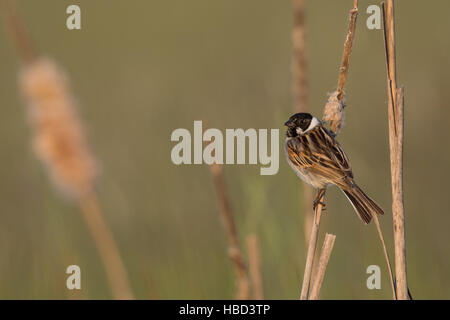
[313, 200, 327, 211]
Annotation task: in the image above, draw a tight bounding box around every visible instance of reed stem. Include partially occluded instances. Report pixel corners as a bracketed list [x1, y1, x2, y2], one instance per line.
[336, 0, 359, 101]
[210, 164, 250, 300]
[382, 0, 408, 300]
[300, 190, 324, 299]
[292, 0, 315, 257]
[79, 193, 134, 299]
[246, 234, 264, 300]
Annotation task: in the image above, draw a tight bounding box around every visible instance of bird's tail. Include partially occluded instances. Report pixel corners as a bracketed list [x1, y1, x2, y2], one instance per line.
[341, 184, 384, 224]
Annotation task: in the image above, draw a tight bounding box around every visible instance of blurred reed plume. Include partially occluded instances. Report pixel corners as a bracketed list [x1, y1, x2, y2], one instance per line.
[3, 0, 134, 299]
[20, 58, 97, 198]
[19, 59, 134, 300]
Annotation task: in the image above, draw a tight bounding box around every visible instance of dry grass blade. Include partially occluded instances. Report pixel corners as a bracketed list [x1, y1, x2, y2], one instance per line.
[210, 163, 249, 300]
[382, 0, 408, 300]
[382, 1, 398, 134]
[373, 214, 396, 299]
[246, 234, 264, 300]
[309, 233, 336, 300]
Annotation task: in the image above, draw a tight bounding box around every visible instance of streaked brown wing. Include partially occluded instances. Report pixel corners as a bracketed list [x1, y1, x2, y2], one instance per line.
[286, 126, 354, 186]
[315, 126, 353, 179]
[286, 138, 314, 167]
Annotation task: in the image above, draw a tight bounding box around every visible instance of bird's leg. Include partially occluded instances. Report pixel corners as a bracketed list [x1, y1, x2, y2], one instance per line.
[313, 188, 326, 211]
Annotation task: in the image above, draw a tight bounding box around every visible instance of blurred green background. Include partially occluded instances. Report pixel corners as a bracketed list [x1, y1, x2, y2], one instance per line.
[0, 0, 449, 299]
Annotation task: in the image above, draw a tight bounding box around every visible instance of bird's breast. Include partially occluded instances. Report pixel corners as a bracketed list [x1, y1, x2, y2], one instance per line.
[284, 139, 328, 189]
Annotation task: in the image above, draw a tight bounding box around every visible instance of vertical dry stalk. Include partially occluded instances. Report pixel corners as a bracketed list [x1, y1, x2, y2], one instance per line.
[210, 164, 250, 300]
[291, 0, 315, 247]
[323, 0, 359, 135]
[246, 234, 264, 300]
[309, 233, 336, 300]
[299, 191, 325, 300]
[336, 0, 359, 100]
[382, 0, 407, 299]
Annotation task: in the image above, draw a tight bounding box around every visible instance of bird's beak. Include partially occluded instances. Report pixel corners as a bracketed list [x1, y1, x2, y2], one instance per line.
[284, 119, 293, 127]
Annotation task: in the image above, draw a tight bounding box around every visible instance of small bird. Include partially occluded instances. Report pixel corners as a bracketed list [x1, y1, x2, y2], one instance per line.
[284, 112, 383, 224]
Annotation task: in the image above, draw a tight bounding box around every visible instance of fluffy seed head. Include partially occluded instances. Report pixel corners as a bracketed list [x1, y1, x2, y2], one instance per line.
[20, 58, 97, 199]
[322, 91, 345, 135]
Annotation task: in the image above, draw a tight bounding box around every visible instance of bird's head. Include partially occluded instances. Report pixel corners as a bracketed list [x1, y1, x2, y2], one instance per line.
[284, 113, 320, 137]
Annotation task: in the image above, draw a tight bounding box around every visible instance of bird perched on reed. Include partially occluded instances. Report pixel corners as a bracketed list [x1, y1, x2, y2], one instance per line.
[284, 112, 383, 224]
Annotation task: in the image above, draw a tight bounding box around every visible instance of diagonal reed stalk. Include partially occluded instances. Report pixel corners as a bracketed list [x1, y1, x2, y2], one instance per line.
[309, 233, 336, 300]
[2, 1, 134, 299]
[210, 163, 250, 300]
[382, 0, 408, 300]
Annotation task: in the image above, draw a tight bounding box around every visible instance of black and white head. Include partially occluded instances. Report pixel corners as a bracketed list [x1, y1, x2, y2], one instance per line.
[284, 113, 321, 137]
